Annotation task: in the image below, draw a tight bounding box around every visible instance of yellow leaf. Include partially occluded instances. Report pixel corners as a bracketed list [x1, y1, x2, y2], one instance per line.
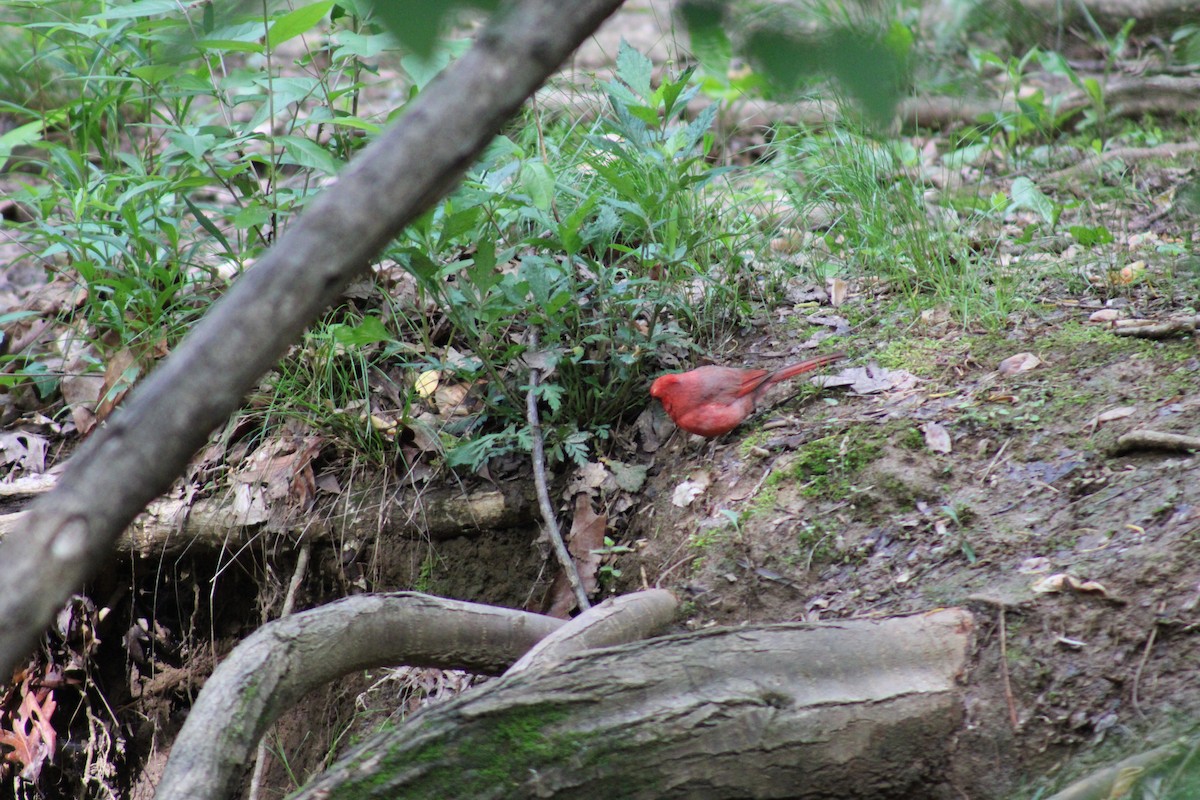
[415, 370, 440, 398]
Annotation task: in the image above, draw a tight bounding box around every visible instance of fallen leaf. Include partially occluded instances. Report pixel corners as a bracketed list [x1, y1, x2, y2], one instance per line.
[567, 461, 611, 497]
[817, 365, 918, 394]
[1087, 406, 1136, 427]
[60, 368, 105, 437]
[414, 369, 440, 398]
[1088, 309, 1121, 323]
[603, 458, 647, 493]
[1112, 260, 1146, 285]
[806, 313, 851, 334]
[0, 431, 48, 473]
[0, 688, 57, 781]
[522, 348, 559, 376]
[671, 471, 711, 507]
[998, 352, 1041, 375]
[827, 277, 849, 307]
[404, 415, 444, 455]
[1017, 557, 1052, 574]
[567, 494, 607, 596]
[432, 381, 471, 415]
[232, 436, 324, 507]
[94, 349, 141, 423]
[921, 421, 952, 454]
[1031, 573, 1114, 599]
[545, 495, 609, 618]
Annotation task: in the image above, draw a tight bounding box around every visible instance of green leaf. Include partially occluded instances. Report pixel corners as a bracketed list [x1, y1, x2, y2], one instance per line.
[278, 135, 342, 175]
[679, 1, 731, 75]
[466, 238, 501, 293]
[331, 316, 392, 346]
[658, 67, 696, 117]
[535, 382, 564, 413]
[267, 1, 335, 48]
[331, 30, 392, 61]
[1009, 177, 1056, 225]
[130, 64, 184, 83]
[0, 119, 47, 172]
[183, 196, 233, 254]
[558, 194, 599, 256]
[324, 114, 382, 135]
[520, 160, 556, 214]
[436, 206, 482, 251]
[0, 311, 40, 326]
[1068, 224, 1114, 246]
[615, 40, 653, 100]
[88, 0, 179, 19]
[364, 0, 499, 59]
[746, 27, 904, 126]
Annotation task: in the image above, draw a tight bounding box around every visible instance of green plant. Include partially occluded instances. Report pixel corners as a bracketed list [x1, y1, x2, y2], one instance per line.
[938, 502, 977, 564]
[591, 536, 633, 587]
[384, 42, 755, 470]
[773, 123, 1020, 327]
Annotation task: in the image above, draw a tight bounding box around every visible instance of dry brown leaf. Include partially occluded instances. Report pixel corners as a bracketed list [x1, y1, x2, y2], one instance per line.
[567, 494, 607, 597]
[21, 278, 87, 315]
[1087, 406, 1136, 427]
[1031, 573, 1114, 599]
[998, 352, 1041, 375]
[1088, 309, 1121, 323]
[603, 458, 647, 493]
[432, 381, 471, 415]
[827, 277, 849, 307]
[94, 349, 140, 423]
[60, 366, 105, 437]
[232, 436, 323, 508]
[0, 431, 48, 473]
[566, 461, 611, 497]
[921, 421, 952, 454]
[671, 471, 711, 507]
[817, 365, 917, 394]
[543, 496, 608, 619]
[0, 688, 57, 781]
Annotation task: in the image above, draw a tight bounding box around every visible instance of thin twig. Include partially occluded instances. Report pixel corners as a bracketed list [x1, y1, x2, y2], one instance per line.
[525, 329, 590, 612]
[1131, 605, 1163, 720]
[977, 436, 1011, 484]
[248, 543, 312, 800]
[998, 607, 1019, 731]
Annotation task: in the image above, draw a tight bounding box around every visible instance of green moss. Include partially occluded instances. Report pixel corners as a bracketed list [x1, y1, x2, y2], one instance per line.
[341, 704, 632, 798]
[897, 424, 925, 451]
[768, 425, 883, 500]
[873, 336, 944, 374]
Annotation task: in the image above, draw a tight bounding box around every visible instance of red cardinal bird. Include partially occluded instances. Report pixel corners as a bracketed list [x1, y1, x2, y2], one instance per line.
[650, 352, 844, 437]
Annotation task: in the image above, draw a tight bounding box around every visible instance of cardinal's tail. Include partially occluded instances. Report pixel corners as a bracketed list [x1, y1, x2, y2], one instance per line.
[763, 352, 844, 389]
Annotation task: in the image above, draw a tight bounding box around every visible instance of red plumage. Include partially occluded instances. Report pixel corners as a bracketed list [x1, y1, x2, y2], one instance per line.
[650, 353, 844, 437]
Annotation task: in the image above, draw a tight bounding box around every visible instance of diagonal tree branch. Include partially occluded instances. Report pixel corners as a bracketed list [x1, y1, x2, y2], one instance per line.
[0, 0, 627, 678]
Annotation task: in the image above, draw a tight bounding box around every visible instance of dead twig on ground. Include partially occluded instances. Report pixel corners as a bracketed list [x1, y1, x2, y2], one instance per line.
[1131, 603, 1164, 721]
[998, 607, 1020, 731]
[1110, 315, 1199, 340]
[1112, 429, 1200, 456]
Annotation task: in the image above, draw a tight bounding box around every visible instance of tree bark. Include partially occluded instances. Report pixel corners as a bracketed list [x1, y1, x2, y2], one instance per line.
[292, 608, 974, 800]
[0, 480, 537, 557]
[156, 590, 679, 800]
[154, 593, 566, 800]
[0, 0, 628, 678]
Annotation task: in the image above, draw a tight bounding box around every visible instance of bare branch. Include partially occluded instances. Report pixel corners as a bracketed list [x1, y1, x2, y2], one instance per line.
[0, 0, 627, 677]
